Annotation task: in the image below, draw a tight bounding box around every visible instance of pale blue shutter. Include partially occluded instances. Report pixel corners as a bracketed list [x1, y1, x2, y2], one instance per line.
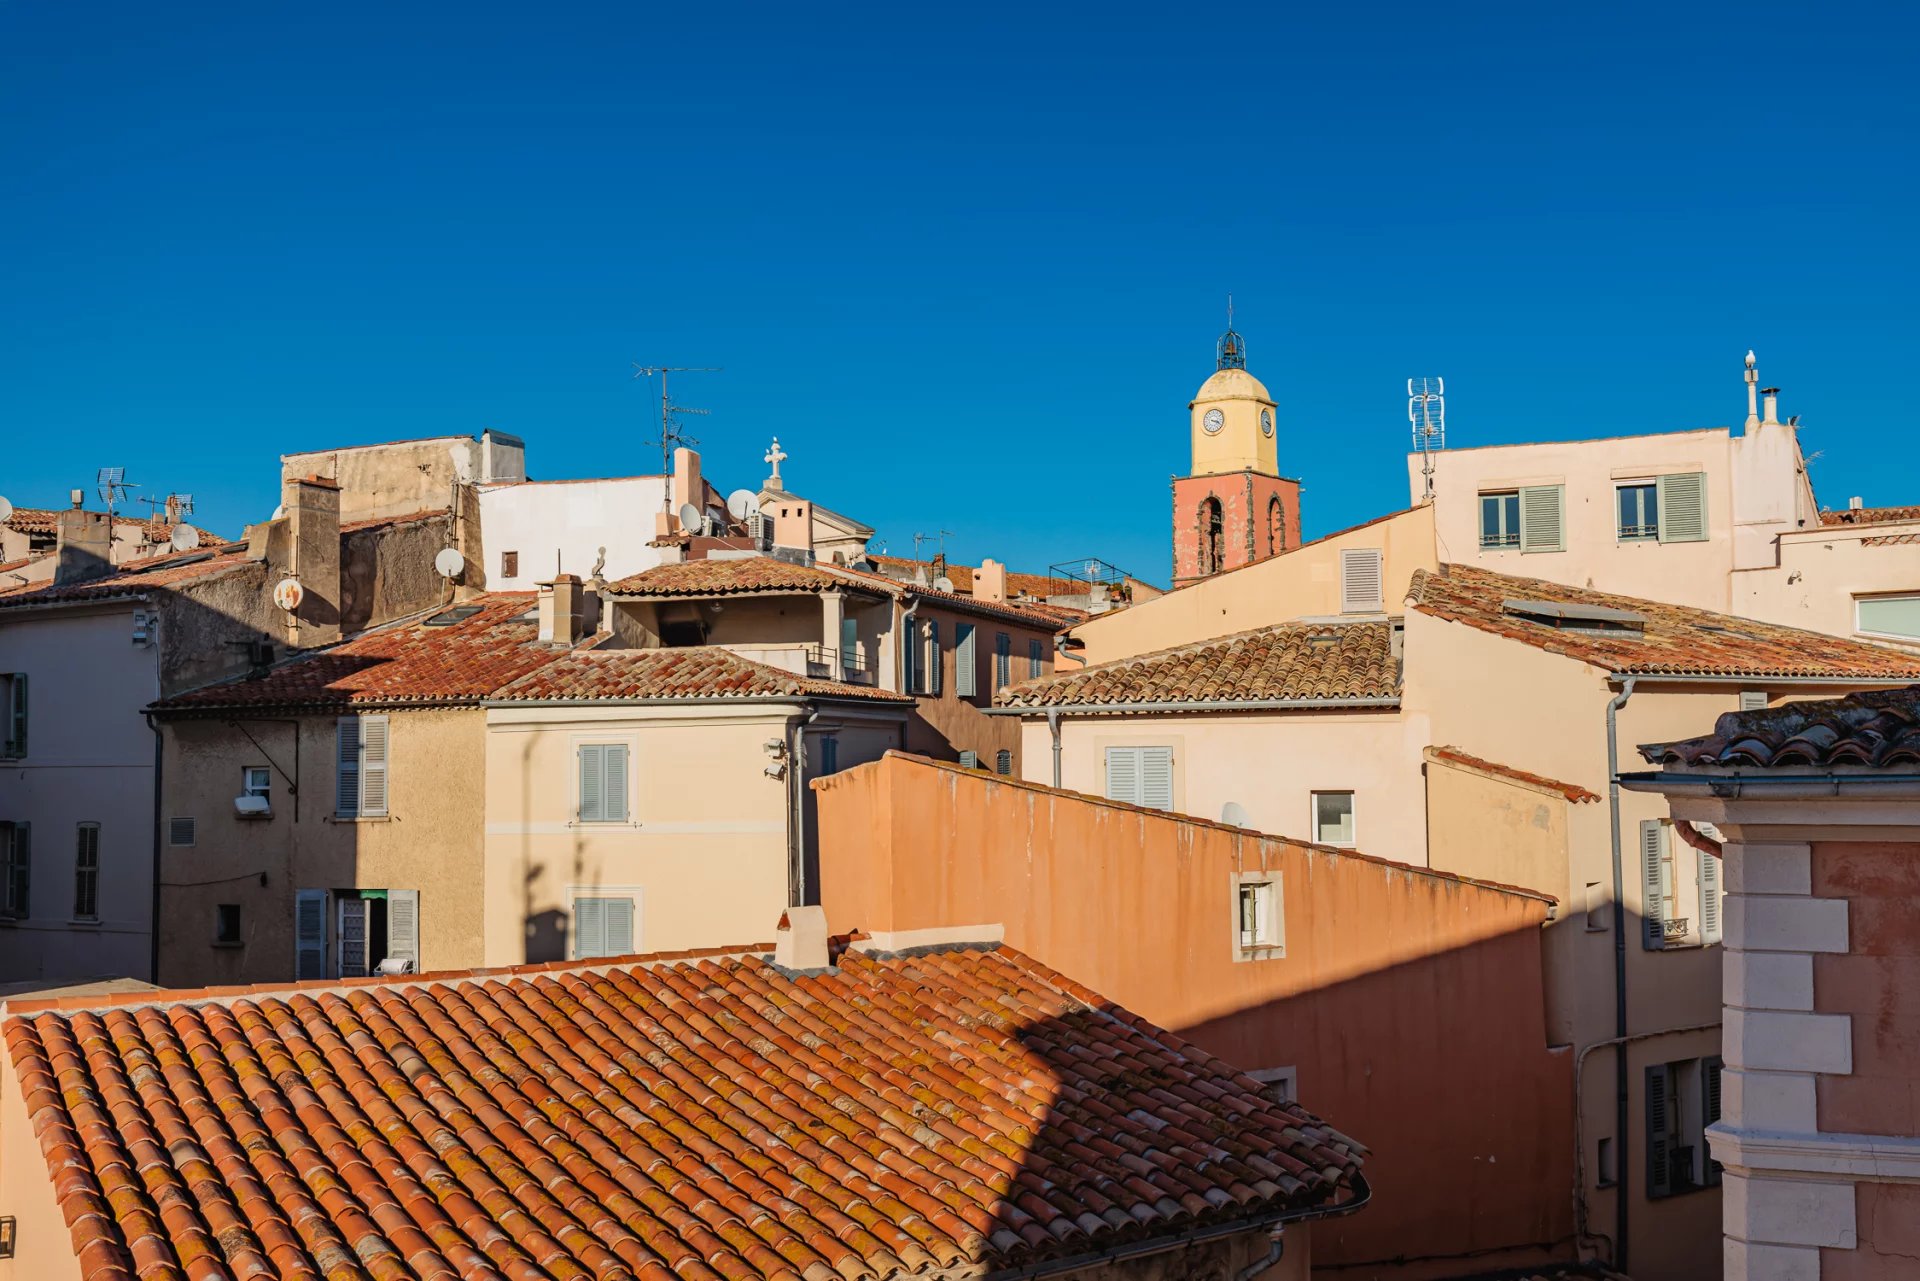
[572, 897, 606, 960]
[994, 633, 1011, 688]
[1139, 747, 1174, 811]
[604, 745, 629, 822]
[359, 716, 389, 817]
[1641, 820, 1668, 949]
[1028, 638, 1043, 679]
[295, 889, 329, 979]
[604, 897, 636, 956]
[1657, 472, 1708, 543]
[1105, 747, 1141, 804]
[578, 745, 604, 822]
[335, 718, 360, 816]
[1519, 485, 1565, 553]
[927, 620, 942, 695]
[955, 624, 977, 698]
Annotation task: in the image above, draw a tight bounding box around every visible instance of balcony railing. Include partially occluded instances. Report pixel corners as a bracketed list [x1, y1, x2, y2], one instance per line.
[803, 645, 873, 685]
[1662, 916, 1691, 941]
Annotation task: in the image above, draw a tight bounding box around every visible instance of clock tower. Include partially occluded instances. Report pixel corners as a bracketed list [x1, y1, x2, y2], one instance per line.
[1170, 317, 1302, 587]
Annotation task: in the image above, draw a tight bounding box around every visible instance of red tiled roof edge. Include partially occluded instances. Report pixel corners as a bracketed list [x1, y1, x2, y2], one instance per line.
[1427, 746, 1602, 803]
[1818, 504, 1920, 527]
[1638, 685, 1920, 768]
[829, 751, 1560, 906]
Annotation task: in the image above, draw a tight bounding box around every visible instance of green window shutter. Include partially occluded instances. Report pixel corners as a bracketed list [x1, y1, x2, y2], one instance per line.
[927, 620, 942, 695]
[1104, 747, 1141, 804]
[1519, 485, 1565, 553]
[335, 718, 360, 817]
[1698, 846, 1722, 944]
[604, 745, 629, 822]
[1645, 1063, 1674, 1198]
[1657, 471, 1708, 543]
[295, 889, 329, 979]
[1641, 820, 1667, 950]
[572, 897, 606, 959]
[386, 889, 419, 969]
[359, 716, 389, 817]
[819, 736, 839, 775]
[955, 624, 977, 698]
[605, 896, 636, 956]
[1139, 747, 1174, 811]
[578, 744, 605, 822]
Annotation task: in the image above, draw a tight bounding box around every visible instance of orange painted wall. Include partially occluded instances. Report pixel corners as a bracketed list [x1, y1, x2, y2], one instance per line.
[1811, 841, 1920, 1138]
[816, 753, 1578, 1278]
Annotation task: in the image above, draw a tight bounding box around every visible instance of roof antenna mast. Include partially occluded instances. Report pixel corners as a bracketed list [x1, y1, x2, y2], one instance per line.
[1408, 377, 1446, 501]
[632, 364, 721, 513]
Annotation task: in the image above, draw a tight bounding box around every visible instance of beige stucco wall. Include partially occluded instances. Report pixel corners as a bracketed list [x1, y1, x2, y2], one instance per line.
[156, 708, 485, 987]
[1068, 505, 1437, 665]
[0, 1038, 82, 1281]
[1735, 519, 1920, 646]
[282, 436, 472, 524]
[1018, 709, 1429, 864]
[1424, 754, 1580, 897]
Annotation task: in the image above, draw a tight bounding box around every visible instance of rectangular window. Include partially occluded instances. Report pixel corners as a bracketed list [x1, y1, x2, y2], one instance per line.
[242, 766, 272, 799]
[577, 743, 631, 824]
[168, 817, 195, 847]
[1339, 548, 1384, 613]
[1479, 492, 1521, 549]
[1027, 638, 1043, 680]
[1, 672, 25, 758]
[294, 888, 417, 976]
[1519, 484, 1566, 553]
[954, 624, 977, 699]
[994, 633, 1012, 689]
[1858, 593, 1920, 642]
[215, 903, 242, 945]
[1617, 482, 1658, 541]
[73, 823, 99, 920]
[959, 749, 979, 770]
[335, 715, 390, 818]
[1312, 791, 1355, 846]
[1247, 1066, 1297, 1104]
[903, 619, 918, 694]
[501, 550, 519, 578]
[819, 735, 840, 776]
[1235, 878, 1283, 957]
[1647, 1056, 1723, 1198]
[571, 892, 639, 960]
[1104, 746, 1174, 810]
[0, 822, 28, 920]
[994, 749, 1012, 776]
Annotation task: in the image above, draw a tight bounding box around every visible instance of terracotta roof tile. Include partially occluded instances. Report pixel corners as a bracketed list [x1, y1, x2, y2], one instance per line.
[1640, 684, 1920, 768]
[996, 620, 1400, 710]
[0, 545, 255, 606]
[492, 646, 914, 704]
[606, 556, 879, 597]
[5, 942, 1364, 1281]
[868, 556, 1065, 601]
[1818, 504, 1920, 527]
[339, 506, 448, 534]
[1427, 746, 1602, 803]
[1409, 565, 1920, 681]
[1862, 532, 1920, 547]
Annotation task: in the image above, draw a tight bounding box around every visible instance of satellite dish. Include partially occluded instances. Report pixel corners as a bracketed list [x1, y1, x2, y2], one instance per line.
[170, 525, 201, 552]
[726, 489, 761, 520]
[272, 578, 305, 612]
[434, 547, 466, 578]
[271, 504, 285, 521]
[0, 496, 12, 523]
[678, 503, 703, 533]
[932, 576, 954, 593]
[1221, 801, 1251, 828]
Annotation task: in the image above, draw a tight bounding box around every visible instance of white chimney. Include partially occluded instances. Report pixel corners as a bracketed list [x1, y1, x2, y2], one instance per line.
[1850, 496, 1864, 510]
[1762, 386, 1780, 427]
[773, 905, 829, 971]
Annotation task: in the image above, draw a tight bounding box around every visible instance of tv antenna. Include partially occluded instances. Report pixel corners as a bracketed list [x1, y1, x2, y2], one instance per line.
[140, 492, 195, 524]
[96, 467, 138, 520]
[632, 364, 720, 513]
[912, 530, 955, 561]
[1408, 377, 1446, 501]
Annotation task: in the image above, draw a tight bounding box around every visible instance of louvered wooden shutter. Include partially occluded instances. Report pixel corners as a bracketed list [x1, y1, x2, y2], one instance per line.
[572, 897, 606, 960]
[1739, 690, 1768, 711]
[995, 750, 1011, 776]
[1657, 471, 1708, 543]
[604, 896, 636, 956]
[603, 745, 628, 822]
[1641, 820, 1668, 949]
[1340, 548, 1384, 613]
[994, 633, 1011, 688]
[1028, 638, 1043, 679]
[958, 750, 979, 770]
[359, 716, 389, 817]
[1139, 747, 1174, 810]
[578, 744, 605, 822]
[955, 624, 977, 698]
[927, 620, 941, 695]
[1702, 1056, 1724, 1186]
[1698, 845, 1722, 944]
[1104, 747, 1140, 804]
[386, 889, 419, 969]
[1645, 1063, 1674, 1197]
[295, 889, 329, 979]
[903, 619, 918, 693]
[7, 674, 24, 756]
[1519, 485, 1565, 553]
[335, 718, 360, 816]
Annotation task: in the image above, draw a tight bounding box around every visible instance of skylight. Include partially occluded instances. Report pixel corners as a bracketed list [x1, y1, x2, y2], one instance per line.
[423, 605, 484, 627]
[1501, 598, 1646, 635]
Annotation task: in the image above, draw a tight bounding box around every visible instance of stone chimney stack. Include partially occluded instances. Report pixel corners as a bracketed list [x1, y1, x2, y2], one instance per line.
[284, 476, 342, 649]
[670, 447, 704, 529]
[1762, 387, 1781, 427]
[54, 499, 115, 587]
[975, 558, 1007, 603]
[773, 905, 829, 972]
[539, 574, 585, 646]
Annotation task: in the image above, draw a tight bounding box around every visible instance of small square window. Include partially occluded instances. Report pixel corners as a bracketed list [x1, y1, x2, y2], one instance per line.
[168, 817, 196, 847]
[1312, 791, 1355, 846]
[242, 767, 271, 799]
[1233, 876, 1283, 958]
[215, 904, 242, 945]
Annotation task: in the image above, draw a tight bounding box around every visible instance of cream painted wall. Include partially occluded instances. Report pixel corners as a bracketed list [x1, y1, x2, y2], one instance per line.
[1068, 505, 1437, 665]
[0, 1043, 83, 1281]
[1735, 518, 1920, 646]
[1019, 708, 1430, 865]
[478, 476, 669, 589]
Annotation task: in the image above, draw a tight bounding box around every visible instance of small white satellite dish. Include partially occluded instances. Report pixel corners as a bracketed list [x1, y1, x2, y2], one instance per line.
[272, 578, 305, 612]
[678, 502, 703, 533]
[0, 496, 12, 524]
[932, 576, 954, 593]
[434, 547, 466, 578]
[1221, 801, 1251, 828]
[271, 504, 285, 520]
[170, 525, 201, 552]
[726, 489, 761, 520]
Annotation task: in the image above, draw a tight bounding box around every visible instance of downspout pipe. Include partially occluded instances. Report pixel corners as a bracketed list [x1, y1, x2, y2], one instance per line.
[1604, 675, 1637, 1273]
[143, 711, 164, 984]
[1047, 708, 1062, 789]
[787, 704, 822, 906]
[899, 594, 920, 706]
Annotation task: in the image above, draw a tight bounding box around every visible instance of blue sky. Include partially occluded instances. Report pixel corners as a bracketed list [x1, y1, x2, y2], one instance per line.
[3, 2, 1915, 582]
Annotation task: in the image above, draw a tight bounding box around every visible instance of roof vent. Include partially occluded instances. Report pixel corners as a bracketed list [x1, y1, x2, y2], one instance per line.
[1501, 598, 1647, 636]
[423, 605, 484, 627]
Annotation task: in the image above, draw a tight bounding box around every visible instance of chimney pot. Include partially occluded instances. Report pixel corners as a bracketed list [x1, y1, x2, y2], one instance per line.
[773, 905, 830, 972]
[539, 574, 585, 645]
[69, 489, 83, 508]
[1849, 496, 1864, 510]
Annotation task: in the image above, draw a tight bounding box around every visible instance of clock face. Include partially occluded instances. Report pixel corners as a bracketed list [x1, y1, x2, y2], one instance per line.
[1261, 408, 1274, 437]
[1203, 408, 1225, 434]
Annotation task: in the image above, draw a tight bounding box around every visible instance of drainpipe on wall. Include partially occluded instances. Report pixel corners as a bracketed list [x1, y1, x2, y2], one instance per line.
[786, 704, 822, 906]
[1046, 708, 1062, 789]
[143, 711, 164, 984]
[899, 594, 919, 703]
[1603, 675, 1638, 1273]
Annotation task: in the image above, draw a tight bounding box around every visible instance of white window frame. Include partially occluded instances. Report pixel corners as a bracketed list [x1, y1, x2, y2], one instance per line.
[242, 766, 272, 800]
[567, 885, 643, 960]
[1616, 480, 1659, 542]
[1479, 491, 1521, 549]
[1856, 592, 1920, 643]
[1311, 790, 1356, 847]
[1231, 872, 1284, 960]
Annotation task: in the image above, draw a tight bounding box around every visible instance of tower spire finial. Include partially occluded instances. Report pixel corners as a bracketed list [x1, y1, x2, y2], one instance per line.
[1216, 295, 1246, 371]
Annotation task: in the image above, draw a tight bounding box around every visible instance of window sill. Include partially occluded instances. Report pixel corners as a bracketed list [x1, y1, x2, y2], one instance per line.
[1235, 946, 1286, 963]
[571, 821, 641, 830]
[67, 918, 101, 929]
[326, 815, 393, 824]
[211, 940, 245, 950]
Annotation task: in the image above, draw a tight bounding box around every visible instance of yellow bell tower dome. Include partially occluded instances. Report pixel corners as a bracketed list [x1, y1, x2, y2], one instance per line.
[1189, 316, 1278, 476]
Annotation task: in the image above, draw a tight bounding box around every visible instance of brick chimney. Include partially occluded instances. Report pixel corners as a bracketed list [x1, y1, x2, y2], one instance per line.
[284, 476, 342, 648]
[539, 574, 585, 646]
[975, 558, 1007, 603]
[773, 905, 829, 972]
[54, 499, 114, 587]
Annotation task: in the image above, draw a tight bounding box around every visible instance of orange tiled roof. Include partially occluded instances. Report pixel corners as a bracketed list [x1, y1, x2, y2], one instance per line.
[5, 941, 1365, 1281]
[0, 545, 255, 606]
[1862, 531, 1920, 547]
[1641, 685, 1920, 768]
[492, 646, 914, 703]
[606, 556, 879, 597]
[1818, 504, 1920, 527]
[996, 620, 1400, 710]
[1428, 746, 1602, 803]
[1409, 565, 1920, 681]
[152, 594, 560, 710]
[869, 555, 1065, 601]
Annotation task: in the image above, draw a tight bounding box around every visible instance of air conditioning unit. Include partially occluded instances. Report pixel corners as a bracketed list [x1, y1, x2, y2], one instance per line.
[233, 794, 272, 819]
